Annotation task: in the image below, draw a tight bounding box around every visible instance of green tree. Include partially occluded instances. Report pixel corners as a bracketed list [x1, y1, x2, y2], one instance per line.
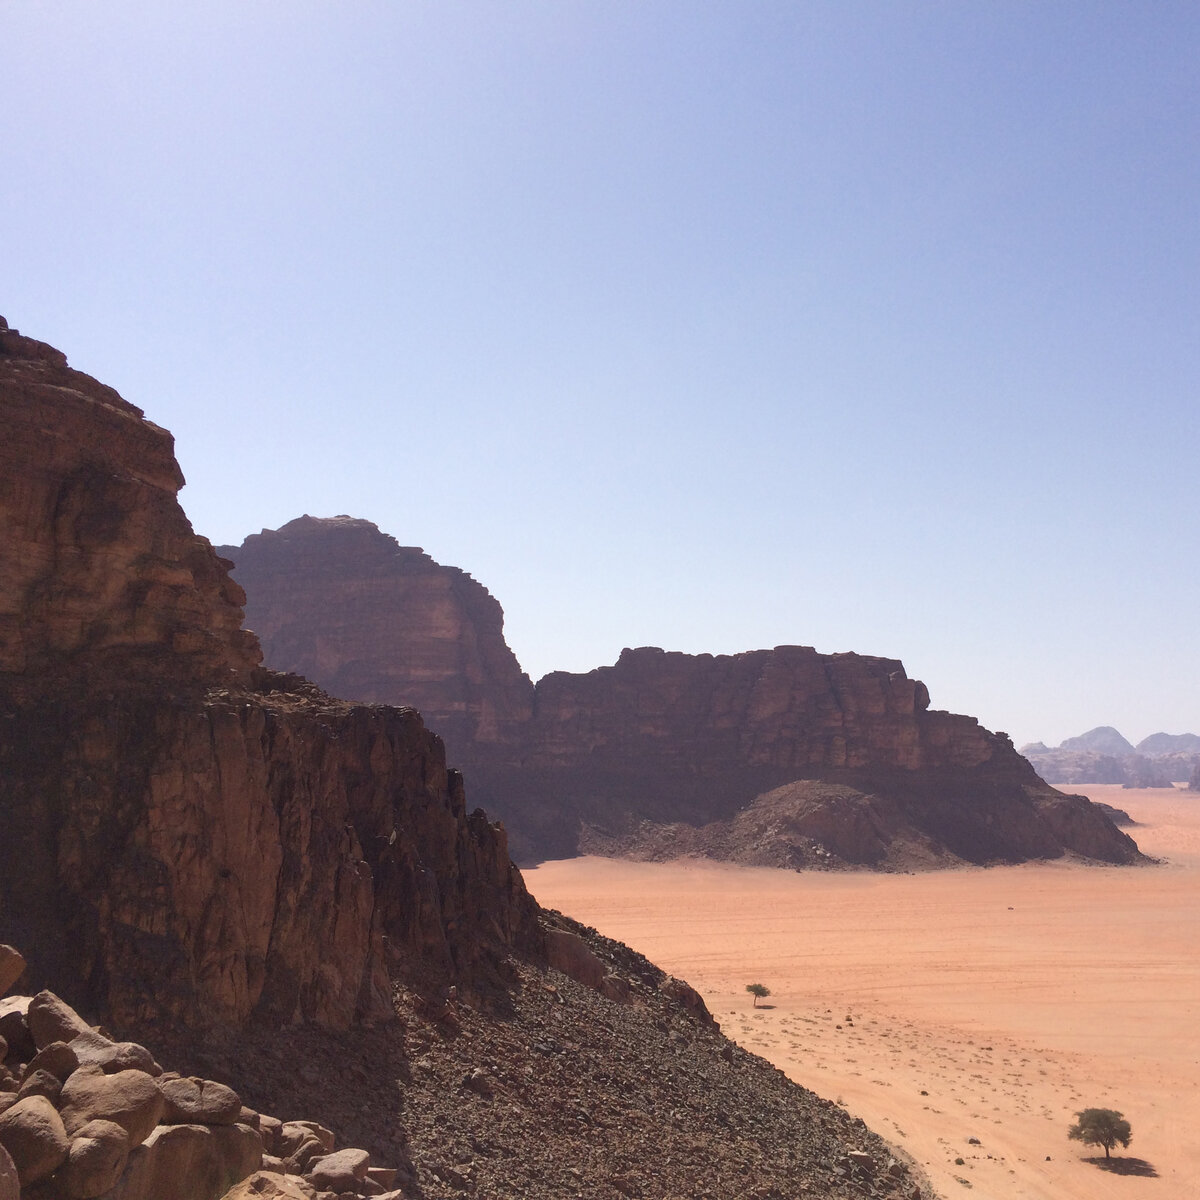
[745, 983, 770, 1008]
[1068, 1108, 1132, 1160]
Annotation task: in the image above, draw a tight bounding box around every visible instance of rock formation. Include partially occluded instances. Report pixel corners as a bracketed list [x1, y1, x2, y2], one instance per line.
[220, 527, 1144, 868]
[1059, 726, 1136, 756]
[0, 320, 933, 1198]
[214, 518, 533, 753]
[0, 320, 538, 1029]
[1021, 727, 1200, 787]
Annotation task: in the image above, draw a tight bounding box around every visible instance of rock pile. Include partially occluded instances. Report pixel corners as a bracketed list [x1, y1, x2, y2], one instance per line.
[0, 946, 402, 1200]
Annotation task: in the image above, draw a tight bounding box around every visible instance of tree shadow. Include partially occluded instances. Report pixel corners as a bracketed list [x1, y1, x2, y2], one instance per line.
[754, 1003, 777, 1010]
[1083, 1155, 1158, 1177]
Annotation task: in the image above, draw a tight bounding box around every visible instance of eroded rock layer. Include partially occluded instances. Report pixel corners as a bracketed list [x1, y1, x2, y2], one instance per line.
[0, 323, 537, 1030]
[215, 517, 534, 753]
[221, 525, 1143, 868]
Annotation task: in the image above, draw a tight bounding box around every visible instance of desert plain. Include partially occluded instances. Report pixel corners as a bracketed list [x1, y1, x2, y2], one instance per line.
[527, 785, 1200, 1200]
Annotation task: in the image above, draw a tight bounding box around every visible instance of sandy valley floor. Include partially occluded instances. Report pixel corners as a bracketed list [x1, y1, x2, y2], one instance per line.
[526, 786, 1200, 1200]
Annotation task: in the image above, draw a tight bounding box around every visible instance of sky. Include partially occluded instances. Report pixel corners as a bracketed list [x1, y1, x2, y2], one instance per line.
[3, 2, 1197, 748]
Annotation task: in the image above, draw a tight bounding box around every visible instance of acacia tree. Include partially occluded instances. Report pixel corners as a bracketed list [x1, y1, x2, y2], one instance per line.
[745, 983, 770, 1008]
[1068, 1108, 1132, 1160]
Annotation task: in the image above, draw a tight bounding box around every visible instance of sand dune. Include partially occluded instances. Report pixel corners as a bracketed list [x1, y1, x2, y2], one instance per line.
[526, 786, 1200, 1200]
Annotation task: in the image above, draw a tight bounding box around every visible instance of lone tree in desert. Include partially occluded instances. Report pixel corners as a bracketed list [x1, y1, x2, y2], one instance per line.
[745, 983, 770, 1008]
[1068, 1108, 1132, 1160]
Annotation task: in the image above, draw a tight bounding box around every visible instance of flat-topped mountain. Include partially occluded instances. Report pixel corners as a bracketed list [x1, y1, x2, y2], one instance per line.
[214, 517, 534, 751]
[220, 518, 1142, 869]
[0, 320, 934, 1199]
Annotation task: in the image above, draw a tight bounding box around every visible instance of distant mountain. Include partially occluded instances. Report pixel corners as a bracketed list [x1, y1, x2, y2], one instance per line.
[1137, 732, 1200, 756]
[1059, 726, 1136, 756]
[1020, 725, 1200, 786]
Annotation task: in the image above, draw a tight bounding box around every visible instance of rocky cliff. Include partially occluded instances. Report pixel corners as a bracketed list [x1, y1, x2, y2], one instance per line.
[0, 320, 538, 1030]
[0, 320, 934, 1199]
[214, 518, 534, 754]
[219, 525, 1143, 868]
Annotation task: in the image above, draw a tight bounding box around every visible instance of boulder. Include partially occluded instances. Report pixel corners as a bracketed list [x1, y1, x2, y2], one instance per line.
[0, 1094, 69, 1186]
[58, 1118, 130, 1199]
[16, 1069, 62, 1104]
[99, 1122, 261, 1200]
[27, 992, 93, 1050]
[158, 1076, 242, 1126]
[59, 1067, 165, 1146]
[0, 999, 33, 1062]
[69, 1031, 161, 1076]
[257, 1115, 283, 1155]
[26, 1040, 79, 1083]
[304, 1147, 370, 1190]
[0, 950, 24, 999]
[220, 1170, 317, 1200]
[545, 928, 606, 990]
[0, 1144, 18, 1200]
[281, 1122, 334, 1153]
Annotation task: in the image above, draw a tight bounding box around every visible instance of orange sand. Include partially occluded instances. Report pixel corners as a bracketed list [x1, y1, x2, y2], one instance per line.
[526, 786, 1200, 1200]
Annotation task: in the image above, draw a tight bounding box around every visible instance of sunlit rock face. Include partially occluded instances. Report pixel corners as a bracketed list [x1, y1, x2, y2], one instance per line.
[0, 322, 539, 1030]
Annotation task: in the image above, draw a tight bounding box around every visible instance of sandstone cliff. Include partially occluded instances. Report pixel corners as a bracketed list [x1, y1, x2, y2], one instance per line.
[0, 320, 537, 1030]
[221, 523, 1142, 868]
[214, 517, 533, 756]
[0, 320, 935, 1199]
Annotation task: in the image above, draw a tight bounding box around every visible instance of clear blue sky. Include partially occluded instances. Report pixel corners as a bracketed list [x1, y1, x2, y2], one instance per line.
[5, 3, 1197, 747]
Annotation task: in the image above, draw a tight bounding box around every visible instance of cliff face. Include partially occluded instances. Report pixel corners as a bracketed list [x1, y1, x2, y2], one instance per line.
[0, 325, 260, 684]
[0, 322, 538, 1030]
[0, 320, 935, 1200]
[215, 517, 534, 755]
[219, 527, 1143, 869]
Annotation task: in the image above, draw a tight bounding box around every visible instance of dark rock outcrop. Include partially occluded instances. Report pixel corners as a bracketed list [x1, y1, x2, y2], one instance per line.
[214, 518, 534, 754]
[221, 528, 1144, 869]
[0, 321, 538, 1029]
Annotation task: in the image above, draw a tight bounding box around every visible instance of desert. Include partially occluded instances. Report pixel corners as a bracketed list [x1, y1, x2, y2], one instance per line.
[527, 785, 1200, 1200]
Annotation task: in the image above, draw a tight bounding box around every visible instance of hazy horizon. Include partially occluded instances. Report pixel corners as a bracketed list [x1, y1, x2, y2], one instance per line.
[5, 3, 1197, 748]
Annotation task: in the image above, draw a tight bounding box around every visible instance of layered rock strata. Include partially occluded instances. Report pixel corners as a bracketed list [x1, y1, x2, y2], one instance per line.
[214, 518, 533, 753]
[220, 524, 1142, 867]
[0, 321, 538, 1028]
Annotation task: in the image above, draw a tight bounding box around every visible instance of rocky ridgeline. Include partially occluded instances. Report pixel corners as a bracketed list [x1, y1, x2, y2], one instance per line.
[1020, 726, 1200, 787]
[0, 945, 405, 1200]
[221, 519, 1143, 868]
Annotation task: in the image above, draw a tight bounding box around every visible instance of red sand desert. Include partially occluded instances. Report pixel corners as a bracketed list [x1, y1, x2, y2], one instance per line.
[526, 786, 1200, 1200]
